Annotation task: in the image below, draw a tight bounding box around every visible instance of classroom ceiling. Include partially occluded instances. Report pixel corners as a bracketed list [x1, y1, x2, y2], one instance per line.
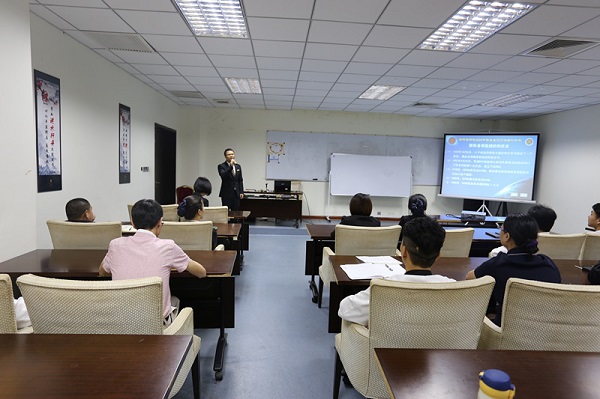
[29, 0, 600, 120]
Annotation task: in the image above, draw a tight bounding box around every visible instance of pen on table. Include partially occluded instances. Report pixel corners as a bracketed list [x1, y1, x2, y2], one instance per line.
[385, 264, 393, 271]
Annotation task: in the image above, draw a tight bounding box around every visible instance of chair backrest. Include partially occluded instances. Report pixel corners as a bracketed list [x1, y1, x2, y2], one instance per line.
[160, 221, 214, 250]
[46, 220, 122, 250]
[439, 228, 474, 257]
[161, 204, 179, 222]
[0, 274, 17, 334]
[496, 277, 600, 351]
[17, 274, 164, 335]
[537, 232, 587, 260]
[365, 276, 495, 397]
[334, 225, 401, 256]
[202, 206, 229, 224]
[176, 185, 194, 204]
[580, 233, 600, 261]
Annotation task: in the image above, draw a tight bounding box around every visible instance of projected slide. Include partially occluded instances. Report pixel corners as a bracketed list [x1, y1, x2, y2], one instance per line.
[440, 133, 539, 202]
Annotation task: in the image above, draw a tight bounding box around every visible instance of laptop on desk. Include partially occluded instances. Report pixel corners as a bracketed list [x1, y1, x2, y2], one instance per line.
[274, 180, 291, 193]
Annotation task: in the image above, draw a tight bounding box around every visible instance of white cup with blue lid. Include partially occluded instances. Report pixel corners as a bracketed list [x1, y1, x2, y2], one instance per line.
[478, 369, 516, 399]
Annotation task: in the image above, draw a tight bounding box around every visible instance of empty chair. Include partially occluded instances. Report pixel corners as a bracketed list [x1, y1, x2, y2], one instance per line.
[17, 274, 200, 399]
[318, 225, 402, 308]
[439, 227, 474, 257]
[161, 204, 179, 222]
[160, 221, 224, 250]
[47, 220, 121, 250]
[478, 277, 600, 352]
[537, 232, 586, 260]
[334, 276, 495, 399]
[176, 185, 194, 204]
[580, 233, 600, 261]
[0, 274, 31, 334]
[202, 206, 229, 224]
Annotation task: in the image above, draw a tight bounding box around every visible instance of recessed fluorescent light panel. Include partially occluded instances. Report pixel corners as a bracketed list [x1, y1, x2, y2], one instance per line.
[480, 93, 543, 107]
[419, 1, 536, 52]
[174, 0, 247, 37]
[359, 85, 406, 100]
[225, 78, 262, 94]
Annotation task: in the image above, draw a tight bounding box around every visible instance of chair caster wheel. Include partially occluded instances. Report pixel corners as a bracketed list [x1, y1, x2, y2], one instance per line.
[215, 371, 223, 381]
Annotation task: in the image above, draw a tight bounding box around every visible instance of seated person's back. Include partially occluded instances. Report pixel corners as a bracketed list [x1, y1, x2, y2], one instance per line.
[100, 199, 206, 320]
[332, 193, 380, 238]
[338, 217, 454, 327]
[467, 213, 561, 326]
[398, 194, 427, 240]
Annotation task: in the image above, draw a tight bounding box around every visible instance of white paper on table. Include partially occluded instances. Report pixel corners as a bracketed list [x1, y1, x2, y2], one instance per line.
[356, 256, 401, 264]
[121, 225, 137, 233]
[340, 262, 406, 280]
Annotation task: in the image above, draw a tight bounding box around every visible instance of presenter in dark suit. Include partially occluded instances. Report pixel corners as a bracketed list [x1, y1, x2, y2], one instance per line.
[218, 148, 244, 211]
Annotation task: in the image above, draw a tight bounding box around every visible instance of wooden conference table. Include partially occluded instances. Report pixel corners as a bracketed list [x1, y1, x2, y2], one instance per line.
[327, 255, 595, 333]
[0, 334, 191, 399]
[0, 248, 236, 381]
[305, 223, 502, 303]
[374, 347, 600, 399]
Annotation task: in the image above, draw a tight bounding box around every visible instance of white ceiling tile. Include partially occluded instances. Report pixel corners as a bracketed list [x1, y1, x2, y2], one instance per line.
[486, 83, 535, 93]
[163, 53, 211, 67]
[331, 82, 370, 92]
[104, 0, 176, 11]
[299, 71, 340, 82]
[313, 0, 388, 23]
[344, 62, 392, 75]
[471, 33, 553, 56]
[186, 76, 224, 86]
[63, 31, 108, 49]
[412, 78, 457, 89]
[377, 76, 420, 86]
[467, 70, 524, 83]
[572, 44, 600, 61]
[445, 54, 509, 69]
[243, 0, 314, 18]
[150, 75, 188, 84]
[46, 6, 133, 32]
[385, 65, 437, 78]
[30, 5, 76, 30]
[297, 80, 334, 90]
[579, 65, 600, 76]
[399, 50, 460, 67]
[115, 10, 190, 35]
[426, 68, 479, 80]
[256, 57, 301, 70]
[175, 66, 220, 77]
[304, 43, 358, 61]
[111, 50, 168, 64]
[364, 26, 432, 49]
[115, 63, 140, 74]
[490, 56, 558, 72]
[95, 49, 126, 63]
[337, 74, 378, 84]
[301, 59, 348, 73]
[252, 40, 305, 58]
[260, 70, 300, 80]
[308, 21, 372, 45]
[503, 5, 600, 36]
[555, 87, 600, 96]
[198, 38, 253, 56]
[520, 85, 569, 95]
[509, 72, 562, 85]
[447, 81, 496, 91]
[547, 75, 600, 86]
[209, 55, 257, 68]
[247, 17, 309, 42]
[37, 0, 106, 6]
[378, 0, 465, 27]
[261, 79, 297, 88]
[535, 59, 600, 74]
[143, 35, 204, 53]
[133, 64, 179, 75]
[216, 68, 259, 78]
[432, 89, 471, 99]
[562, 15, 600, 39]
[351, 46, 409, 64]
[263, 87, 296, 95]
[401, 87, 442, 96]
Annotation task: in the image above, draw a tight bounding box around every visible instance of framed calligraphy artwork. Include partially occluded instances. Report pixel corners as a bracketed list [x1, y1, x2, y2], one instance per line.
[119, 104, 131, 184]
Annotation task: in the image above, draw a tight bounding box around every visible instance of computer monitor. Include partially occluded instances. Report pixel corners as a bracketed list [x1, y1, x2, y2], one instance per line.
[274, 180, 291, 193]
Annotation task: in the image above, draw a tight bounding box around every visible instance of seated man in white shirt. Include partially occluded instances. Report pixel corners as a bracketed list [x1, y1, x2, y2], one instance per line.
[489, 204, 557, 257]
[338, 217, 454, 327]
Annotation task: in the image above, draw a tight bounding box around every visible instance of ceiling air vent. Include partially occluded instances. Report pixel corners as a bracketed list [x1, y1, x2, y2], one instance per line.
[83, 32, 155, 53]
[214, 99, 230, 104]
[523, 38, 599, 58]
[412, 102, 441, 108]
[170, 91, 205, 99]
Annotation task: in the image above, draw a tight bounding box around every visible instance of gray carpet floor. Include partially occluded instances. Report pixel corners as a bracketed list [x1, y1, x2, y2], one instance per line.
[174, 223, 364, 399]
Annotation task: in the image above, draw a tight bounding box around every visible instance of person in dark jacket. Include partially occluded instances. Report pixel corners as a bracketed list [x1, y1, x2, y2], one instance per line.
[331, 193, 380, 237]
[466, 213, 561, 326]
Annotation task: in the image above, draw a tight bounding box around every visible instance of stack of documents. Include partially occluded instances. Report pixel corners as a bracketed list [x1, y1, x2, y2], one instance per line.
[341, 256, 405, 280]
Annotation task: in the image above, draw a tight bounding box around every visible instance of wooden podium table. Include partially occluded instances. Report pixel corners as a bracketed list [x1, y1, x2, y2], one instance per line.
[241, 190, 302, 227]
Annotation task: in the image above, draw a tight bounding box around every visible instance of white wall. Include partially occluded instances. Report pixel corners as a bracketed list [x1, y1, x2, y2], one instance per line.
[520, 104, 600, 234]
[30, 15, 180, 248]
[178, 107, 520, 218]
[0, 1, 37, 262]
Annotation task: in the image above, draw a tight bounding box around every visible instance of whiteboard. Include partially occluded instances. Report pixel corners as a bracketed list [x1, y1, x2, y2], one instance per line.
[266, 130, 442, 185]
[330, 154, 412, 197]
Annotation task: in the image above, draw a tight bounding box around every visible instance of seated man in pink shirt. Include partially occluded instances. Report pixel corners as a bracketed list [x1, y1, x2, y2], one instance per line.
[99, 199, 206, 325]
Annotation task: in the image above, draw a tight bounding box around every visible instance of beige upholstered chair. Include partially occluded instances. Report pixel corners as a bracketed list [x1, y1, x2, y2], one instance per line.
[47, 220, 121, 250]
[478, 278, 600, 352]
[580, 233, 600, 261]
[1, 274, 19, 334]
[160, 221, 224, 251]
[17, 274, 200, 399]
[202, 206, 229, 224]
[161, 204, 180, 222]
[439, 227, 474, 257]
[537, 232, 586, 260]
[334, 276, 495, 399]
[317, 225, 402, 308]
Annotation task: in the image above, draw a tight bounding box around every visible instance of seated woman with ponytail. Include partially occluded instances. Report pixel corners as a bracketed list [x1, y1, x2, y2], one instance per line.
[399, 194, 428, 240]
[466, 213, 561, 326]
[177, 194, 218, 250]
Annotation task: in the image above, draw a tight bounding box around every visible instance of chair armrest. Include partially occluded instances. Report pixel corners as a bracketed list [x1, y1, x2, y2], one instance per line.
[477, 316, 502, 349]
[336, 320, 370, 392]
[214, 244, 225, 251]
[163, 307, 194, 336]
[322, 247, 335, 265]
[17, 326, 33, 334]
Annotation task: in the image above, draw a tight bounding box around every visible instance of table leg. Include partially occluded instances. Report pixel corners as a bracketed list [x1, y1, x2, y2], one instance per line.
[329, 282, 342, 333]
[213, 278, 228, 381]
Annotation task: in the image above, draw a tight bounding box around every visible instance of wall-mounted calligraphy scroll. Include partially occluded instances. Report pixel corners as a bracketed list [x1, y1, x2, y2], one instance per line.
[34, 70, 62, 193]
[119, 104, 131, 184]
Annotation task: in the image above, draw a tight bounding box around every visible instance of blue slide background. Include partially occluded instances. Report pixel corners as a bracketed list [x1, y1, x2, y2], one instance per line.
[440, 134, 539, 202]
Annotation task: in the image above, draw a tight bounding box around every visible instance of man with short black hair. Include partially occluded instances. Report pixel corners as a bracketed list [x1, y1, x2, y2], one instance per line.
[588, 203, 600, 232]
[338, 217, 454, 327]
[218, 148, 244, 211]
[65, 198, 95, 222]
[99, 199, 206, 325]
